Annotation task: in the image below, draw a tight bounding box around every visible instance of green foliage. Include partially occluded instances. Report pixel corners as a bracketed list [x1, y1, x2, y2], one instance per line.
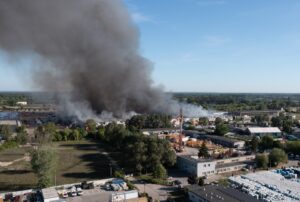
[114, 170, 125, 178]
[259, 135, 274, 151]
[255, 153, 269, 169]
[30, 147, 57, 188]
[85, 119, 97, 134]
[198, 177, 205, 186]
[152, 164, 167, 179]
[249, 136, 260, 152]
[0, 125, 13, 140]
[15, 132, 27, 145]
[102, 123, 176, 175]
[199, 117, 209, 126]
[215, 123, 229, 136]
[271, 114, 294, 134]
[138, 175, 169, 185]
[285, 141, 300, 155]
[198, 141, 210, 158]
[173, 93, 300, 112]
[269, 148, 288, 167]
[126, 114, 172, 131]
[35, 122, 57, 144]
[218, 179, 229, 187]
[0, 141, 18, 151]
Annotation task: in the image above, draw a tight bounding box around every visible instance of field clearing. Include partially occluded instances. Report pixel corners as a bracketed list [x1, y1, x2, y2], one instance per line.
[0, 140, 111, 192]
[0, 147, 31, 162]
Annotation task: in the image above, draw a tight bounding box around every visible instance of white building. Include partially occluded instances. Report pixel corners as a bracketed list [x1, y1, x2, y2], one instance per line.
[16, 101, 28, 106]
[177, 155, 255, 178]
[110, 190, 139, 202]
[247, 127, 282, 138]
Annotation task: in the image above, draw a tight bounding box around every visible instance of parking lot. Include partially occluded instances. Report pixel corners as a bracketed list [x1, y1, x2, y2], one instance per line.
[65, 188, 112, 202]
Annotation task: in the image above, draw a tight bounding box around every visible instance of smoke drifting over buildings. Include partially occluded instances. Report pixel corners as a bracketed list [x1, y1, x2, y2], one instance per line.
[0, 0, 210, 120]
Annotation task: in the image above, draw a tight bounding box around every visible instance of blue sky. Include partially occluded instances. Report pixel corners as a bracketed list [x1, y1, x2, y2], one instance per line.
[1, 0, 300, 93]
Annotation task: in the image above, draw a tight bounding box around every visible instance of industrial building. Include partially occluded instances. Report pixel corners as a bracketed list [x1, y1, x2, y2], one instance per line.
[177, 155, 255, 177]
[187, 184, 260, 202]
[202, 135, 245, 149]
[247, 127, 282, 138]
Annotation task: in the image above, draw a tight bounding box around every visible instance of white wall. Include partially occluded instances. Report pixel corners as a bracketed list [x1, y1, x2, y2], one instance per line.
[197, 162, 216, 177]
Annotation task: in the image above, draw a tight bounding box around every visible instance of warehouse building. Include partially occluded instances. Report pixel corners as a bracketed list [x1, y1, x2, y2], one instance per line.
[187, 184, 260, 202]
[247, 127, 282, 138]
[202, 135, 245, 149]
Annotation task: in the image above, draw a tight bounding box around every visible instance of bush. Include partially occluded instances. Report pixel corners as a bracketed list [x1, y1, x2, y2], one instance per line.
[269, 148, 288, 167]
[255, 153, 269, 169]
[153, 164, 167, 179]
[0, 141, 18, 151]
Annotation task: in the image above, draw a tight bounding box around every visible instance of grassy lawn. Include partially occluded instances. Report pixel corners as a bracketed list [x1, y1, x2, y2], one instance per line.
[0, 140, 111, 192]
[0, 147, 31, 162]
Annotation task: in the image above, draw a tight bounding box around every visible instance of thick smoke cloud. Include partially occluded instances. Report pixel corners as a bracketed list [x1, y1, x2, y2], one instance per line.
[0, 0, 210, 120]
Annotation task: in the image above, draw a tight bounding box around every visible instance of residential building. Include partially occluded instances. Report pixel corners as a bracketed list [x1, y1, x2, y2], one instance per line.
[187, 185, 260, 202]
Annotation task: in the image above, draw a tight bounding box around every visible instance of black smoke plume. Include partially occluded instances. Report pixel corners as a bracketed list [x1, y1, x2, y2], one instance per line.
[0, 0, 211, 120]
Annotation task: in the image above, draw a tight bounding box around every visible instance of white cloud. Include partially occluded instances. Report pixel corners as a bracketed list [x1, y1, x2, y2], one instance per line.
[131, 12, 153, 23]
[202, 35, 231, 46]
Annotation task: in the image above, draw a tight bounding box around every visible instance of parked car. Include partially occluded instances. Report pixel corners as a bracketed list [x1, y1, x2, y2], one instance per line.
[61, 190, 68, 198]
[76, 187, 83, 196]
[70, 186, 77, 197]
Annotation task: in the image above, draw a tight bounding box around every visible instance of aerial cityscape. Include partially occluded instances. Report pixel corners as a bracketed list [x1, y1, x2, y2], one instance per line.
[0, 0, 300, 202]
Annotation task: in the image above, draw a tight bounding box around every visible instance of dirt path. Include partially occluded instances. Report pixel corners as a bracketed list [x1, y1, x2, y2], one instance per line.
[0, 154, 30, 167]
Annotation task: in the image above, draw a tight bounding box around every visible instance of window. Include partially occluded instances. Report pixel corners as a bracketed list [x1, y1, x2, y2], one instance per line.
[208, 164, 210, 167]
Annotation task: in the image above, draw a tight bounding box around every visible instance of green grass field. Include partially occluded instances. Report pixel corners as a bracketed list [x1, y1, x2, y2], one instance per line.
[0, 140, 111, 192]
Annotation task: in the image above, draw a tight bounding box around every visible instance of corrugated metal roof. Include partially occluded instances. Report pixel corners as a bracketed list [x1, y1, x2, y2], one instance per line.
[248, 127, 281, 133]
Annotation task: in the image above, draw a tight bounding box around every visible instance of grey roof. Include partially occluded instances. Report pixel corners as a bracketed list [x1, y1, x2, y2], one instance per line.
[203, 135, 244, 144]
[41, 188, 59, 200]
[216, 162, 247, 169]
[188, 185, 260, 202]
[178, 155, 213, 163]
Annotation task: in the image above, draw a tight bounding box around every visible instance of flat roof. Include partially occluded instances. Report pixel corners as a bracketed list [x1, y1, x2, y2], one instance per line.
[178, 155, 213, 163]
[203, 135, 244, 144]
[42, 188, 59, 199]
[188, 185, 260, 202]
[247, 127, 281, 133]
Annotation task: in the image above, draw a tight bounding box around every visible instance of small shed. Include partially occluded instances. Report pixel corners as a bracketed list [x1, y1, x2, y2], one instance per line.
[42, 188, 60, 202]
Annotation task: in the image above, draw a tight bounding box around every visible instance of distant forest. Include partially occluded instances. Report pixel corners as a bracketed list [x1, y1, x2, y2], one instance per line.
[1, 92, 300, 112]
[172, 93, 300, 112]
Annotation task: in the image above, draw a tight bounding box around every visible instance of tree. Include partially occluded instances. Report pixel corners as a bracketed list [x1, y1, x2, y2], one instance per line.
[215, 117, 223, 125]
[269, 148, 288, 167]
[198, 141, 210, 158]
[199, 117, 209, 126]
[153, 163, 167, 179]
[198, 177, 205, 186]
[255, 153, 269, 169]
[85, 119, 97, 134]
[15, 132, 27, 145]
[215, 123, 229, 136]
[35, 123, 57, 144]
[259, 135, 274, 151]
[30, 147, 57, 188]
[249, 136, 260, 152]
[0, 125, 13, 140]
